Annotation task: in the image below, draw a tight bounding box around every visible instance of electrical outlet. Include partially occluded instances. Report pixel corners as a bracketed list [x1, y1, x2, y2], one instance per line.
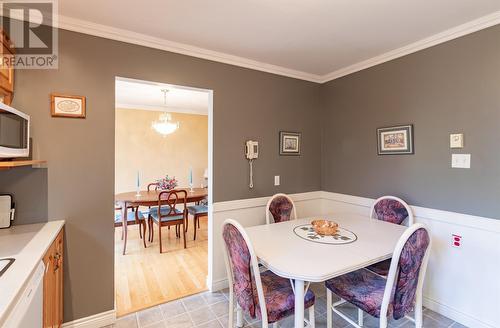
[274, 175, 280, 186]
[452, 234, 462, 248]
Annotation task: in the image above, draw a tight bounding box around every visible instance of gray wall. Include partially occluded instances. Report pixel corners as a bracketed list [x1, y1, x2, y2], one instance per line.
[321, 24, 500, 219]
[0, 167, 48, 224]
[4, 29, 321, 322]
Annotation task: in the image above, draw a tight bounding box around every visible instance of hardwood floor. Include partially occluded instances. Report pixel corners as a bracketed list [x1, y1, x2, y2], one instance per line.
[115, 216, 208, 317]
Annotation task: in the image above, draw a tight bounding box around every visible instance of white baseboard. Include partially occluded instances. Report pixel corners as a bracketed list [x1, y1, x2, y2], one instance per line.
[62, 310, 116, 328]
[423, 297, 495, 328]
[210, 277, 229, 292]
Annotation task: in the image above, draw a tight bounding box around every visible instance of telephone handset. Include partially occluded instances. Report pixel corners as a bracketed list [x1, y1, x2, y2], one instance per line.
[245, 140, 259, 159]
[245, 140, 258, 188]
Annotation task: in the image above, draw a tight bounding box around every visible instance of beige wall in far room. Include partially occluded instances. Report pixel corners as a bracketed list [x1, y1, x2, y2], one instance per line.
[115, 109, 208, 194]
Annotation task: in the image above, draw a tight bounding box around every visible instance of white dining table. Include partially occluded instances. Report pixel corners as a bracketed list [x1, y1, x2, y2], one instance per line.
[245, 213, 408, 328]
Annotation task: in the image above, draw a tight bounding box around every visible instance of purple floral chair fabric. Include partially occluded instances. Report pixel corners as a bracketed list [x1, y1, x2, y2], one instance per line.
[325, 268, 387, 317]
[368, 198, 410, 276]
[256, 271, 315, 323]
[373, 199, 409, 225]
[366, 259, 391, 276]
[325, 228, 430, 320]
[223, 224, 256, 317]
[392, 228, 430, 319]
[268, 196, 294, 223]
[223, 223, 315, 323]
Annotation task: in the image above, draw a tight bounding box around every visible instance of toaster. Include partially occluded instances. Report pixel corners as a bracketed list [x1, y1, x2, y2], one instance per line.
[0, 194, 15, 229]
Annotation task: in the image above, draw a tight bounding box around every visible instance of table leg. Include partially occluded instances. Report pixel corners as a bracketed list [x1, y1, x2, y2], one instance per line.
[294, 279, 305, 328]
[122, 204, 128, 255]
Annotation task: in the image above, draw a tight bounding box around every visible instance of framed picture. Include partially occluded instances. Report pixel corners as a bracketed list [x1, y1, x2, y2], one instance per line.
[377, 124, 414, 155]
[50, 93, 86, 118]
[280, 131, 301, 156]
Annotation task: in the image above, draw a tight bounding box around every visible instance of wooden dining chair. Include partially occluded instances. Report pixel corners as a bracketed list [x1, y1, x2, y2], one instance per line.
[148, 190, 187, 253]
[265, 193, 297, 224]
[222, 219, 316, 328]
[148, 182, 159, 191]
[114, 205, 147, 248]
[186, 204, 207, 240]
[325, 223, 431, 328]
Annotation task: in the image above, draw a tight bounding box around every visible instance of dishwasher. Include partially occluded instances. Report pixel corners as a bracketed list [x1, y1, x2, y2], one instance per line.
[3, 262, 44, 328]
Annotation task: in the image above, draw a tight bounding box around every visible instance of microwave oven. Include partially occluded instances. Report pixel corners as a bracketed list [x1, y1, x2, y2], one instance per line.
[0, 102, 30, 158]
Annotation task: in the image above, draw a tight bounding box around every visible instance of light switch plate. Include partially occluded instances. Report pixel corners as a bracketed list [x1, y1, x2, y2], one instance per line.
[450, 133, 464, 148]
[274, 175, 280, 186]
[451, 154, 471, 168]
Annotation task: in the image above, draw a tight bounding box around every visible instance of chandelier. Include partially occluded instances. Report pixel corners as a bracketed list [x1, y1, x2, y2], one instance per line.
[152, 89, 179, 136]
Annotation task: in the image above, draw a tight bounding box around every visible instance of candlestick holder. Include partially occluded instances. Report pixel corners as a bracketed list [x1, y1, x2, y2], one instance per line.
[189, 183, 194, 193]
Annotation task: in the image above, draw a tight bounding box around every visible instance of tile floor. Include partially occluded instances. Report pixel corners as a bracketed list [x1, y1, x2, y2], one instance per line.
[109, 282, 467, 328]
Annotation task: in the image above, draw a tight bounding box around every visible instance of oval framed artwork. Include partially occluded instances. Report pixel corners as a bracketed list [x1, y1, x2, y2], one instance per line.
[50, 93, 86, 118]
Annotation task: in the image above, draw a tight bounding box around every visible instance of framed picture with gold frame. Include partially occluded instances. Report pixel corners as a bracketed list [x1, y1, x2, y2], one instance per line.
[50, 93, 86, 118]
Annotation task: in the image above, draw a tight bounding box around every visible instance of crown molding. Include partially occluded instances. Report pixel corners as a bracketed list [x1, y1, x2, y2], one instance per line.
[319, 11, 500, 83]
[10, 10, 500, 84]
[57, 15, 323, 83]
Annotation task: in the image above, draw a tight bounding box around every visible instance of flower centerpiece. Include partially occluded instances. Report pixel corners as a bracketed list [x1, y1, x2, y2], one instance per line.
[156, 175, 178, 191]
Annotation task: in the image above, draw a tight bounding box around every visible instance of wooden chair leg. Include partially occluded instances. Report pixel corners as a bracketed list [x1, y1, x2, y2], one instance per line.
[142, 220, 147, 248]
[148, 218, 154, 243]
[194, 215, 197, 240]
[198, 217, 200, 228]
[159, 224, 163, 253]
[185, 215, 189, 232]
[182, 222, 187, 249]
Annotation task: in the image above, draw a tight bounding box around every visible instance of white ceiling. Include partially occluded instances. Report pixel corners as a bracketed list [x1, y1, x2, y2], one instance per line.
[115, 78, 209, 115]
[59, 1, 500, 82]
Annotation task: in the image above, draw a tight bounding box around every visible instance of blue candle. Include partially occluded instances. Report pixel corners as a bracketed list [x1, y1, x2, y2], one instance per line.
[137, 171, 140, 189]
[189, 167, 193, 185]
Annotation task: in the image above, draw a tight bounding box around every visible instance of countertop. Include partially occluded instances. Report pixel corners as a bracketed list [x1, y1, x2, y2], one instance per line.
[0, 220, 65, 326]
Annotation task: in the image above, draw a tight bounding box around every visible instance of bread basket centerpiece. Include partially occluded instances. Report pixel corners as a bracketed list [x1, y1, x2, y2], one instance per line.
[311, 219, 339, 236]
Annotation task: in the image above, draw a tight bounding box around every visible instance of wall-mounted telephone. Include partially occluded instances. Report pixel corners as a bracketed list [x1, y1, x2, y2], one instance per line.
[245, 140, 259, 159]
[245, 140, 258, 188]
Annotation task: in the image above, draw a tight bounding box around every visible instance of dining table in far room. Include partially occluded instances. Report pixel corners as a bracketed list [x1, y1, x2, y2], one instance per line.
[115, 187, 208, 255]
[245, 214, 408, 328]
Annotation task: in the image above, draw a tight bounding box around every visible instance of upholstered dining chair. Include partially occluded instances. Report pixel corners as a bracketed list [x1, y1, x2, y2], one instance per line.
[114, 205, 147, 248]
[366, 196, 414, 277]
[148, 190, 187, 253]
[265, 193, 297, 225]
[325, 223, 431, 328]
[144, 182, 160, 225]
[222, 219, 316, 328]
[186, 203, 207, 240]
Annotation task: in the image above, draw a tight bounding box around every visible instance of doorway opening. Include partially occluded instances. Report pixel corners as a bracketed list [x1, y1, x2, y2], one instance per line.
[114, 77, 213, 317]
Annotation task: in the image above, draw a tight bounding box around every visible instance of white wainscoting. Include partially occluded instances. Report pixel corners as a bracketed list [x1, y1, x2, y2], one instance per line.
[320, 192, 500, 328]
[211, 191, 500, 328]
